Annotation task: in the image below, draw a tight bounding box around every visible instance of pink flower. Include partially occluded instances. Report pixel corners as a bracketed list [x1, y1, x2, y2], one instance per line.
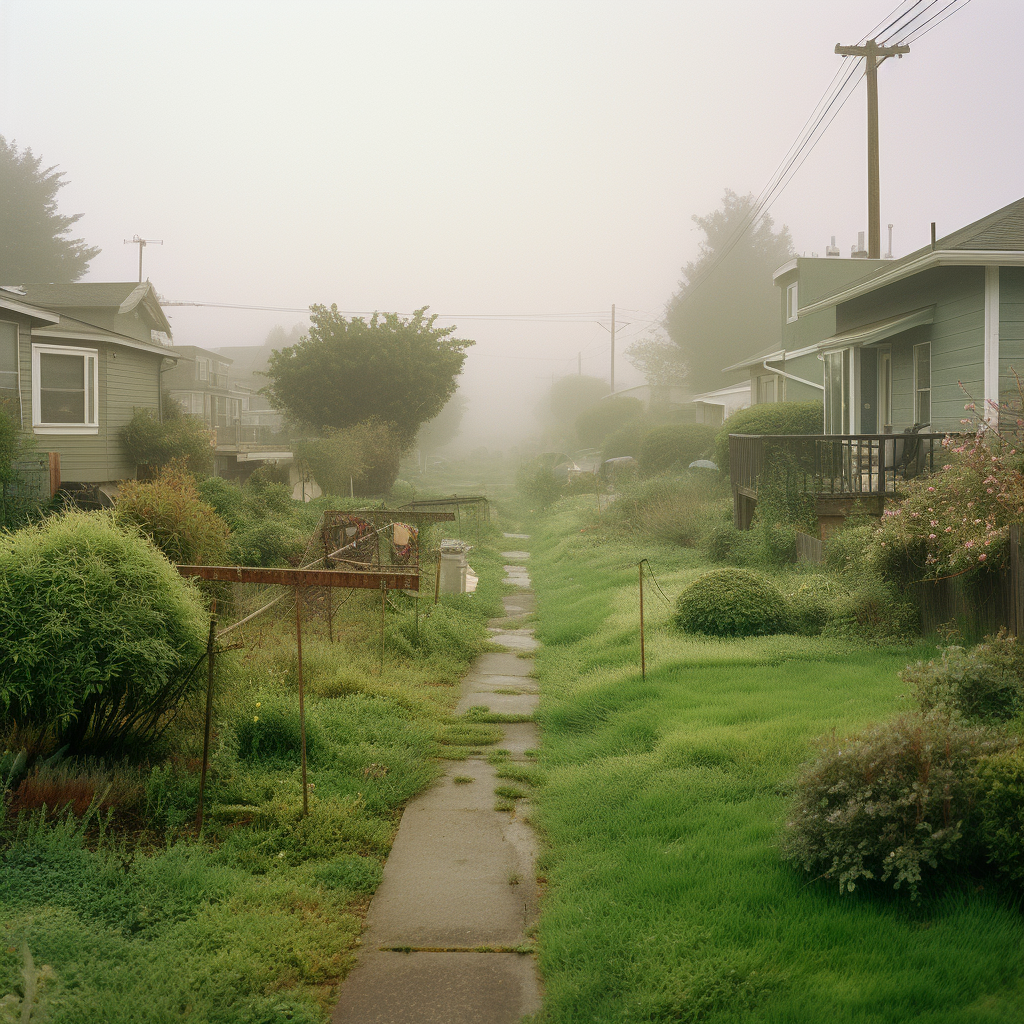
[929, 533, 937, 540]
[979, 554, 987, 561]
[945, 526, 953, 533]
[965, 540, 975, 548]
[987, 488, 995, 494]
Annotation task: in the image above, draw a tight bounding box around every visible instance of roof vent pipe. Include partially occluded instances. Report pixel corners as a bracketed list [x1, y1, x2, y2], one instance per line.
[931, 222, 937, 249]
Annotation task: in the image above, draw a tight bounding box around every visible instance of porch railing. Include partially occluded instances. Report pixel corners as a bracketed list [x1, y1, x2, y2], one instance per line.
[215, 422, 292, 447]
[729, 432, 957, 498]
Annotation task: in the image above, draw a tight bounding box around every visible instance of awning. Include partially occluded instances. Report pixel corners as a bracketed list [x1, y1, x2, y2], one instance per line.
[817, 305, 935, 351]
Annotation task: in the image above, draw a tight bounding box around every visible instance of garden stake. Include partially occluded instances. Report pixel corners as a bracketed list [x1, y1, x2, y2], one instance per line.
[380, 579, 386, 674]
[639, 562, 646, 681]
[196, 606, 217, 833]
[434, 550, 442, 605]
[295, 587, 309, 816]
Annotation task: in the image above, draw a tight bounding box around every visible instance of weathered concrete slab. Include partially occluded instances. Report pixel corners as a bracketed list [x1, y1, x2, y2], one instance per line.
[456, 691, 538, 717]
[464, 676, 539, 695]
[502, 593, 535, 616]
[502, 533, 531, 539]
[468, 652, 533, 678]
[331, 951, 542, 1023]
[496, 722, 541, 758]
[363, 758, 538, 947]
[487, 629, 540, 653]
[500, 550, 530, 560]
[503, 569, 531, 589]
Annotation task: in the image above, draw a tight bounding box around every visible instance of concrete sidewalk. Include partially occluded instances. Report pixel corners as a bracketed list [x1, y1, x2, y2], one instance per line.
[331, 541, 542, 1024]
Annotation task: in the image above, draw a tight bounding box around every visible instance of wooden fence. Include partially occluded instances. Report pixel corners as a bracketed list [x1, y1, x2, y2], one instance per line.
[916, 524, 1024, 640]
[795, 531, 824, 564]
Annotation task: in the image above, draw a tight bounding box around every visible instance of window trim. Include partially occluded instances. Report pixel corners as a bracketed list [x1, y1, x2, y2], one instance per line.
[32, 343, 99, 434]
[786, 282, 798, 323]
[913, 341, 932, 426]
[0, 318, 23, 428]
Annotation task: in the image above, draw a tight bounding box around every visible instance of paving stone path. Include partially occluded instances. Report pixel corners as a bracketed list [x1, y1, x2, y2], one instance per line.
[331, 536, 542, 1024]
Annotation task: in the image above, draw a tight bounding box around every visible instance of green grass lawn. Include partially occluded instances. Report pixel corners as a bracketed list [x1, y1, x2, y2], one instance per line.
[528, 497, 1024, 1023]
[0, 524, 511, 1022]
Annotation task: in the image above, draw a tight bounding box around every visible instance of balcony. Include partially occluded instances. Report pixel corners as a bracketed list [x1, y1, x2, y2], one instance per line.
[215, 422, 292, 448]
[729, 432, 956, 530]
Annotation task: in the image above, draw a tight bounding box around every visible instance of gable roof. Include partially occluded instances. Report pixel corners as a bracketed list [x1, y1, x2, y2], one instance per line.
[17, 281, 173, 338]
[940, 196, 1024, 251]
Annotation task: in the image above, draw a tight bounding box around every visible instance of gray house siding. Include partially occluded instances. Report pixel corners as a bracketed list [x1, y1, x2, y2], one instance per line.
[838, 267, 984, 432]
[1000, 267, 1024, 414]
[19, 337, 163, 483]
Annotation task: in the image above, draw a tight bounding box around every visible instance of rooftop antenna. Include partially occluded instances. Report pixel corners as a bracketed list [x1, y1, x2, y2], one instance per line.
[124, 235, 163, 282]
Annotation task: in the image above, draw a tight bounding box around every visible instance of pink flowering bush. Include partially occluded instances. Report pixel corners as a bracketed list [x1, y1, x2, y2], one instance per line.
[872, 430, 1024, 582]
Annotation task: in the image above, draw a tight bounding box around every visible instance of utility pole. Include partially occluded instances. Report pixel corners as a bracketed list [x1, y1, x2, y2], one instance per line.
[834, 38, 909, 259]
[123, 235, 163, 282]
[610, 304, 616, 393]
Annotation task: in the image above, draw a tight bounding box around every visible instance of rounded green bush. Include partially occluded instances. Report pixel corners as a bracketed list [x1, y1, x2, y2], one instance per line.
[637, 423, 718, 477]
[713, 401, 823, 475]
[0, 510, 208, 750]
[977, 747, 1024, 885]
[673, 568, 790, 637]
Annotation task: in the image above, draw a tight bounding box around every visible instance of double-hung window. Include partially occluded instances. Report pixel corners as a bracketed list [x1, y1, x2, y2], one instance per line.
[32, 344, 98, 433]
[914, 342, 931, 426]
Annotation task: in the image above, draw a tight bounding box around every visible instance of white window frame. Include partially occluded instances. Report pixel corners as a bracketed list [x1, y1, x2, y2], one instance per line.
[197, 358, 208, 381]
[32, 343, 99, 434]
[786, 282, 798, 323]
[914, 341, 931, 426]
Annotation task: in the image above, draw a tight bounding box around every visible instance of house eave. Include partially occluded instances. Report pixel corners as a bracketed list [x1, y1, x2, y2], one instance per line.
[31, 327, 176, 358]
[798, 250, 1024, 317]
[0, 297, 60, 325]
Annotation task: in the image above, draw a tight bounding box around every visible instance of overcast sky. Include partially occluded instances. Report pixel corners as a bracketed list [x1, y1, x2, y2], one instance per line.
[1, 0, 1020, 446]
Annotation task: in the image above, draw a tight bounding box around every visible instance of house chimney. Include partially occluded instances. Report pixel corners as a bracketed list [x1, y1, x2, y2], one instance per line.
[852, 231, 868, 258]
[825, 235, 840, 257]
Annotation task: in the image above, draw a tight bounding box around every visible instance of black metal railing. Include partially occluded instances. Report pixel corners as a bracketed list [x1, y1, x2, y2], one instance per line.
[729, 432, 958, 497]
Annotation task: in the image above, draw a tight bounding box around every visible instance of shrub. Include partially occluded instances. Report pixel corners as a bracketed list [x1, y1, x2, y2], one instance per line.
[118, 404, 215, 477]
[821, 577, 918, 642]
[602, 422, 643, 461]
[516, 463, 564, 508]
[781, 713, 1016, 897]
[713, 401, 823, 475]
[823, 521, 877, 576]
[232, 690, 322, 764]
[976, 748, 1024, 885]
[637, 423, 718, 477]
[0, 511, 208, 752]
[673, 568, 790, 637]
[901, 632, 1024, 722]
[196, 475, 246, 530]
[605, 474, 730, 547]
[575, 398, 643, 449]
[228, 519, 305, 568]
[114, 464, 230, 566]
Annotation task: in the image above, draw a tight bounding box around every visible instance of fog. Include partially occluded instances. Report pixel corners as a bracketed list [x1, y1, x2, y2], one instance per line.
[2, 0, 1021, 449]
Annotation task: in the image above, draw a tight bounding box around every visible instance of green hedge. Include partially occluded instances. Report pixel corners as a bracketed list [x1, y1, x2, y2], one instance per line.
[673, 567, 790, 637]
[637, 423, 718, 476]
[714, 401, 823, 474]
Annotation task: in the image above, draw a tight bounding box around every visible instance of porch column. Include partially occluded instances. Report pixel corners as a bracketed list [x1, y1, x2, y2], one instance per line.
[984, 265, 1000, 426]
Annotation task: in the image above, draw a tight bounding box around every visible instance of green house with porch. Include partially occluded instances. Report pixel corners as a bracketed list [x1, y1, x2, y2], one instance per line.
[725, 196, 1024, 531]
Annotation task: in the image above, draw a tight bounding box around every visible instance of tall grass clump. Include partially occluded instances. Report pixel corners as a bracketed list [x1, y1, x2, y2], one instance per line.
[114, 463, 230, 566]
[604, 472, 730, 546]
[0, 511, 208, 751]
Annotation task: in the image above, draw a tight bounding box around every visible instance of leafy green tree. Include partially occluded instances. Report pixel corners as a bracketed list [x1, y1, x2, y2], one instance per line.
[625, 331, 688, 386]
[665, 190, 794, 392]
[264, 306, 474, 445]
[0, 136, 100, 283]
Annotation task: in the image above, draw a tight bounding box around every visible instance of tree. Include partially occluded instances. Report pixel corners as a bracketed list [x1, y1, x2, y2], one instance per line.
[664, 190, 794, 392]
[625, 330, 688, 387]
[0, 137, 100, 283]
[264, 305, 474, 445]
